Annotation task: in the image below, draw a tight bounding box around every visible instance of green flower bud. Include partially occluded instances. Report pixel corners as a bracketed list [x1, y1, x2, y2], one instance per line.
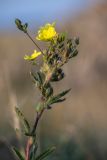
[15, 18, 23, 30]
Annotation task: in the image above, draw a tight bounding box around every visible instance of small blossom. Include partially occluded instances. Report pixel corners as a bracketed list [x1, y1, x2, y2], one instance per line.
[36, 22, 57, 41]
[24, 50, 41, 61]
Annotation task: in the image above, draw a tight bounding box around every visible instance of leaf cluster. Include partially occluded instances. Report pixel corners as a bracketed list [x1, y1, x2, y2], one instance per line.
[15, 19, 28, 33]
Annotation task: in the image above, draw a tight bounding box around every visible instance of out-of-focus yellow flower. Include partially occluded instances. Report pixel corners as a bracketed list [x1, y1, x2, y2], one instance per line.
[36, 22, 57, 41]
[24, 50, 41, 60]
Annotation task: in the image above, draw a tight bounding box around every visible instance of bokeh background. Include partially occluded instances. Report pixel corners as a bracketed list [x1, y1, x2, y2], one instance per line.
[0, 0, 107, 159]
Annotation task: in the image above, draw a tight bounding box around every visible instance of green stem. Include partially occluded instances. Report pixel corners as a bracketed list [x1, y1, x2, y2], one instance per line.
[26, 32, 44, 55]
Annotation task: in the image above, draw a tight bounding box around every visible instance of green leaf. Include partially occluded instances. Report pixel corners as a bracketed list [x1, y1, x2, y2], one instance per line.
[31, 72, 45, 88]
[58, 42, 64, 49]
[42, 82, 53, 98]
[48, 89, 71, 105]
[46, 98, 66, 110]
[52, 98, 66, 104]
[35, 146, 56, 160]
[57, 32, 66, 43]
[45, 87, 53, 98]
[15, 107, 30, 133]
[36, 72, 44, 85]
[56, 88, 71, 98]
[12, 147, 25, 160]
[69, 49, 78, 58]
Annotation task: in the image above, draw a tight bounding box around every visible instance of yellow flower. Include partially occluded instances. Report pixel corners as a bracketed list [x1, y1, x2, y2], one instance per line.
[24, 50, 41, 61]
[36, 22, 57, 41]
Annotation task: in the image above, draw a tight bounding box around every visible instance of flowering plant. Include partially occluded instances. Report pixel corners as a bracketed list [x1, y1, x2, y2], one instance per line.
[13, 19, 79, 160]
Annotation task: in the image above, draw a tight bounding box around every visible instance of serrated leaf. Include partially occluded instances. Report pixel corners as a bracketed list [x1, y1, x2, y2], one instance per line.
[12, 147, 25, 160]
[35, 146, 56, 160]
[15, 107, 30, 133]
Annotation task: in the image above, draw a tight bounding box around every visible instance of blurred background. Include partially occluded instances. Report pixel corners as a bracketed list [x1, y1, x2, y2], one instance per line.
[0, 0, 107, 159]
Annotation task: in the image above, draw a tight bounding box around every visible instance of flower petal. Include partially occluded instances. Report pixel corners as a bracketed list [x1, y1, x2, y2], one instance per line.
[36, 22, 57, 41]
